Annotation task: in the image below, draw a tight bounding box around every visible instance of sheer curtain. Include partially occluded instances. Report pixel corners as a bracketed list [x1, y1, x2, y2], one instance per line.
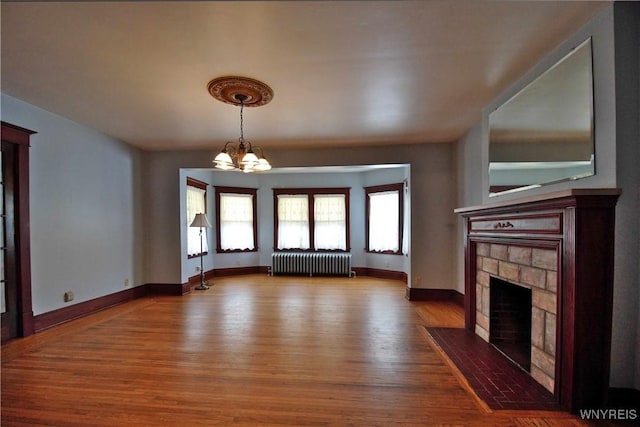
[314, 194, 346, 250]
[368, 190, 399, 252]
[402, 182, 409, 255]
[187, 185, 208, 256]
[220, 193, 254, 250]
[277, 195, 310, 249]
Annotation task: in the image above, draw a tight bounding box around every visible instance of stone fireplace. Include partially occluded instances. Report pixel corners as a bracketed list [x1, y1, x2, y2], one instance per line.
[455, 189, 620, 412]
[477, 244, 556, 392]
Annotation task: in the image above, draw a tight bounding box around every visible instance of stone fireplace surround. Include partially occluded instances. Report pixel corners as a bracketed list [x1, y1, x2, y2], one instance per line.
[476, 242, 557, 393]
[455, 189, 620, 413]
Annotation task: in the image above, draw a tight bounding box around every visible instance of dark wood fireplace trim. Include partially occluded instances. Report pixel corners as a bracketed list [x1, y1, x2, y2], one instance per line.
[455, 189, 621, 413]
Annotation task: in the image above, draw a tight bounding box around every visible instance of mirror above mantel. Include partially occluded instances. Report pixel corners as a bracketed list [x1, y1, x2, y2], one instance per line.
[488, 38, 594, 197]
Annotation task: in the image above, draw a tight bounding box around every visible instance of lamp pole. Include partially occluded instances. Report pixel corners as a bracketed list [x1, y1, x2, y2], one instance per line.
[195, 225, 208, 290]
[190, 213, 212, 291]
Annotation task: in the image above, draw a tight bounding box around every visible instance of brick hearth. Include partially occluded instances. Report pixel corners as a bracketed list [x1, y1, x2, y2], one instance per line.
[427, 327, 559, 411]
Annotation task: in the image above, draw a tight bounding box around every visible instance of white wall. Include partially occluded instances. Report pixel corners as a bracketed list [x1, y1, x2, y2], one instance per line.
[454, 122, 485, 295]
[455, 3, 640, 389]
[1, 94, 143, 315]
[612, 2, 640, 390]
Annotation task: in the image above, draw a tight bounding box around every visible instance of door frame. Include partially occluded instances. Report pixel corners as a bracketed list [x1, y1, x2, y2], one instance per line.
[1, 121, 35, 340]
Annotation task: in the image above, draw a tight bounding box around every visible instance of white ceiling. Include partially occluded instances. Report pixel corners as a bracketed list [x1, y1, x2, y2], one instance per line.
[1, 1, 608, 151]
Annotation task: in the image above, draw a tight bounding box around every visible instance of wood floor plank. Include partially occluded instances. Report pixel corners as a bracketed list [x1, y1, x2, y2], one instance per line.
[1, 275, 597, 426]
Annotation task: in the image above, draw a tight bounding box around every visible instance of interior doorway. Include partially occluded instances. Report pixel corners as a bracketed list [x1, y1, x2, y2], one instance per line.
[1, 122, 35, 342]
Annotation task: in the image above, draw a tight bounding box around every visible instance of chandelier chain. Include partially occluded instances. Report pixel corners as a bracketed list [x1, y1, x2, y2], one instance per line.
[239, 98, 244, 141]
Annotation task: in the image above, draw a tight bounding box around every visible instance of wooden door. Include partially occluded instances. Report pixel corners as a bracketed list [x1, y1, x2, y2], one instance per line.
[1, 141, 19, 340]
[1, 122, 34, 342]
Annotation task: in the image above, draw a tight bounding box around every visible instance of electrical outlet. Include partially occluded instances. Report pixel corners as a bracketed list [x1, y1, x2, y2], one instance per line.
[195, 266, 201, 272]
[124, 278, 130, 287]
[63, 291, 74, 302]
[414, 275, 422, 286]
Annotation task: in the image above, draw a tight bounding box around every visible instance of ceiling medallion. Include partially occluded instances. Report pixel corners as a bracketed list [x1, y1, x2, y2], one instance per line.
[207, 76, 274, 107]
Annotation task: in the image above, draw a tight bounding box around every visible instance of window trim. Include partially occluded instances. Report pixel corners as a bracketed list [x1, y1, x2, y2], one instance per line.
[187, 177, 208, 259]
[364, 182, 404, 255]
[214, 186, 258, 253]
[273, 187, 350, 252]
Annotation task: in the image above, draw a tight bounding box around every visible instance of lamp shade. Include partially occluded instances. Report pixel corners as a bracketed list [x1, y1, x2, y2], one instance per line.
[190, 213, 212, 228]
[253, 158, 272, 171]
[240, 151, 259, 166]
[214, 161, 236, 171]
[214, 151, 235, 170]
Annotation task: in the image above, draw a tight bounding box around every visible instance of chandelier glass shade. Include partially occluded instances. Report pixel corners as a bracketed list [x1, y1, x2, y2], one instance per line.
[209, 76, 273, 173]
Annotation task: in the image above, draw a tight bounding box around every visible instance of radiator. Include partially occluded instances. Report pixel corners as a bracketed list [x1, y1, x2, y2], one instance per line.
[270, 252, 354, 277]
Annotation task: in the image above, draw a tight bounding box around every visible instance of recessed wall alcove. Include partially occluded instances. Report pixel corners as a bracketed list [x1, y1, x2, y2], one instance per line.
[455, 189, 620, 412]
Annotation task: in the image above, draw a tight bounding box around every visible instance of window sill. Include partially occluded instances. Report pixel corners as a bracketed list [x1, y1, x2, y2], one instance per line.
[365, 250, 404, 256]
[216, 248, 258, 254]
[188, 251, 209, 259]
[274, 249, 350, 253]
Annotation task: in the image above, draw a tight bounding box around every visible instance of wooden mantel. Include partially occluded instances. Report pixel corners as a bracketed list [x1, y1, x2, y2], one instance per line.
[455, 188, 621, 412]
[454, 188, 622, 215]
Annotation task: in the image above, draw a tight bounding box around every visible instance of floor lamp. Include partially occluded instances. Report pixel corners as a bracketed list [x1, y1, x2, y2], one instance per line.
[190, 213, 212, 290]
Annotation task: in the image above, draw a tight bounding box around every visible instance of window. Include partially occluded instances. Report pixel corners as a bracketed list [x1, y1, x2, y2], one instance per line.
[276, 194, 310, 250]
[274, 188, 349, 251]
[365, 183, 404, 254]
[187, 177, 208, 257]
[314, 194, 346, 250]
[215, 186, 258, 252]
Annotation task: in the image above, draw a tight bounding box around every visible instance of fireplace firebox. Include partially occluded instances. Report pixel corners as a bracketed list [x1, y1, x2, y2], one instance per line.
[490, 277, 532, 372]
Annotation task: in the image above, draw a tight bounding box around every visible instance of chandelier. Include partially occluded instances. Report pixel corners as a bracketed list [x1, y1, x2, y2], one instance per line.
[208, 76, 273, 172]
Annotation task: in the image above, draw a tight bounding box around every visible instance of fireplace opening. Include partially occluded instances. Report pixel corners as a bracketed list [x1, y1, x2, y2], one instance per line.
[490, 277, 532, 372]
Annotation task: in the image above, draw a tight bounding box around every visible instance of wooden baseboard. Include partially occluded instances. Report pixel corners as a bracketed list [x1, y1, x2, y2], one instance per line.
[204, 266, 404, 281]
[1, 322, 9, 342]
[353, 267, 407, 283]
[214, 266, 262, 277]
[187, 267, 265, 285]
[147, 282, 191, 296]
[405, 288, 464, 306]
[452, 290, 464, 306]
[187, 270, 215, 288]
[33, 286, 148, 332]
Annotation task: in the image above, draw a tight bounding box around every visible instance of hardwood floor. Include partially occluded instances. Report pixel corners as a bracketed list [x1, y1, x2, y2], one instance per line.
[1, 275, 599, 426]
